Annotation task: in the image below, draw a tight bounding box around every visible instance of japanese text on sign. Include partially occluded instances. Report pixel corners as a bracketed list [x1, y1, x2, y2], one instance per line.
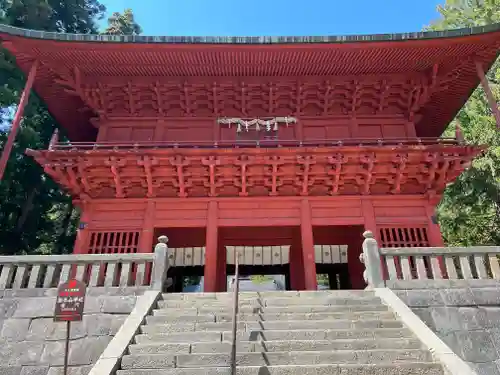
[54, 279, 86, 322]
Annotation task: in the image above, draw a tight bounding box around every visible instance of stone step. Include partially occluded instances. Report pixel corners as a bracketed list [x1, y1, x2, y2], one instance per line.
[153, 304, 389, 315]
[158, 296, 382, 309]
[265, 297, 382, 307]
[121, 349, 433, 369]
[161, 290, 375, 301]
[217, 310, 395, 322]
[146, 310, 396, 324]
[117, 362, 444, 375]
[134, 328, 413, 344]
[224, 328, 413, 342]
[128, 337, 423, 355]
[141, 319, 404, 334]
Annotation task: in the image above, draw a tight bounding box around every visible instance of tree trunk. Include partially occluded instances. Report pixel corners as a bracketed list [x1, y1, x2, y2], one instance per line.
[14, 184, 39, 234]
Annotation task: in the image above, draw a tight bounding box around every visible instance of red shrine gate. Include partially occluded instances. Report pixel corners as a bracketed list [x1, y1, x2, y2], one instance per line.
[1, 24, 499, 292]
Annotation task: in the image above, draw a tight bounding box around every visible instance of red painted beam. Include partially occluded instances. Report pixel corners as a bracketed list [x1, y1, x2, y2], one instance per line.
[0, 60, 38, 181]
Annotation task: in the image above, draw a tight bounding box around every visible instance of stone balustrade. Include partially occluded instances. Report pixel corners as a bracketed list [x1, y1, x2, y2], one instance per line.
[0, 236, 170, 291]
[361, 231, 500, 287]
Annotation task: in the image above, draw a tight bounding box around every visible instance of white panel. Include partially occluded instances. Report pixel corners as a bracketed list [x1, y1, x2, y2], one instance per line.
[322, 245, 333, 264]
[226, 246, 235, 265]
[193, 247, 203, 266]
[167, 248, 175, 266]
[175, 248, 184, 267]
[263, 246, 272, 265]
[244, 246, 253, 265]
[225, 245, 292, 265]
[254, 246, 263, 265]
[331, 245, 341, 263]
[184, 247, 194, 266]
[314, 245, 323, 263]
[281, 246, 290, 264]
[340, 245, 348, 264]
[271, 246, 279, 265]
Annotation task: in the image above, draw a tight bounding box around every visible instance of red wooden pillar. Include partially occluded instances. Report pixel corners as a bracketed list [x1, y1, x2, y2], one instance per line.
[346, 235, 365, 290]
[300, 199, 317, 290]
[476, 61, 500, 129]
[204, 201, 219, 292]
[73, 201, 92, 254]
[289, 234, 305, 290]
[361, 198, 378, 239]
[0, 60, 38, 181]
[138, 201, 155, 253]
[216, 243, 227, 292]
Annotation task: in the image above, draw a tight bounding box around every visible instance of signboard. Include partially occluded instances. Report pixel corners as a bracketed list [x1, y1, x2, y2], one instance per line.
[54, 279, 86, 322]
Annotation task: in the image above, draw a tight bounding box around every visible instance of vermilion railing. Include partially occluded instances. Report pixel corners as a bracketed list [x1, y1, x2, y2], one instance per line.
[49, 137, 463, 151]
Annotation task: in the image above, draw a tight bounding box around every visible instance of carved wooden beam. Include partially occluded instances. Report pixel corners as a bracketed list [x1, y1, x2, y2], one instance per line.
[201, 156, 221, 197]
[65, 166, 82, 195]
[76, 157, 92, 195]
[297, 155, 315, 196]
[327, 153, 346, 195]
[212, 82, 218, 116]
[153, 81, 164, 115]
[138, 155, 156, 198]
[359, 153, 376, 195]
[241, 82, 247, 116]
[106, 156, 125, 198]
[126, 81, 136, 115]
[234, 155, 249, 197]
[169, 156, 190, 198]
[323, 81, 331, 115]
[265, 155, 283, 196]
[183, 82, 191, 116]
[389, 153, 408, 194]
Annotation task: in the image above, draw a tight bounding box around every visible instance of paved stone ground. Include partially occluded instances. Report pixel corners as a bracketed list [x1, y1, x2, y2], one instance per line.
[0, 287, 147, 375]
[389, 280, 500, 375]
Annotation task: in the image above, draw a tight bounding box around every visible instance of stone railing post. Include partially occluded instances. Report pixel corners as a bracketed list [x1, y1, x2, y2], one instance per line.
[151, 235, 169, 291]
[360, 230, 385, 288]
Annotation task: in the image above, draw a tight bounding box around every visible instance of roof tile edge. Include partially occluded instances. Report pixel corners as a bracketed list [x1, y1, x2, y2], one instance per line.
[0, 22, 500, 44]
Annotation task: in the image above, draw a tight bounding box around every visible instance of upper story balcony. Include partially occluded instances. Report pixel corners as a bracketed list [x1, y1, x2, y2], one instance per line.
[26, 136, 482, 200]
[49, 137, 463, 151]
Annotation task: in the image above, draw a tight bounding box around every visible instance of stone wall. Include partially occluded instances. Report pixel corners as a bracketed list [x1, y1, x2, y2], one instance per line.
[0, 287, 146, 375]
[389, 280, 500, 375]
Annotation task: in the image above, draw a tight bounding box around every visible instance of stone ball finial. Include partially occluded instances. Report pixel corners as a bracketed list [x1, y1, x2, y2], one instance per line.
[158, 235, 169, 244]
[363, 230, 374, 239]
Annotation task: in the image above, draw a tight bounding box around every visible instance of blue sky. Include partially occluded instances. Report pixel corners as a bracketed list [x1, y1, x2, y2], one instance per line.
[98, 0, 444, 36]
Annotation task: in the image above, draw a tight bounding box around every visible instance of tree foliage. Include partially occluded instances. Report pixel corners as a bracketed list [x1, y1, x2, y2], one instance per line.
[103, 8, 142, 35]
[0, 1, 141, 255]
[427, 0, 500, 246]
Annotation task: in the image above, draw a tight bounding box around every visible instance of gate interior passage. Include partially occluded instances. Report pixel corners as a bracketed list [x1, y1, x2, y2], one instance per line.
[163, 244, 351, 292]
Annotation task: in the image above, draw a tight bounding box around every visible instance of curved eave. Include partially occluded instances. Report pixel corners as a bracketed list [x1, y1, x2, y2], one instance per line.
[1, 23, 500, 141]
[1, 22, 500, 44]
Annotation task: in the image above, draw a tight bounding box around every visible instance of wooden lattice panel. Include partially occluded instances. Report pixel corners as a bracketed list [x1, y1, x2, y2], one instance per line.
[87, 231, 140, 254]
[379, 226, 431, 280]
[379, 227, 429, 248]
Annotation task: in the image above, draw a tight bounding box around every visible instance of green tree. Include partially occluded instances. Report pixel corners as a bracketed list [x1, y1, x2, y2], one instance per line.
[103, 8, 142, 35]
[427, 0, 500, 246]
[0, 3, 141, 255]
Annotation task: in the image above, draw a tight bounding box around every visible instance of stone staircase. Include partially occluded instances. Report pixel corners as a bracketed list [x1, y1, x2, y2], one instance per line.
[117, 290, 444, 375]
